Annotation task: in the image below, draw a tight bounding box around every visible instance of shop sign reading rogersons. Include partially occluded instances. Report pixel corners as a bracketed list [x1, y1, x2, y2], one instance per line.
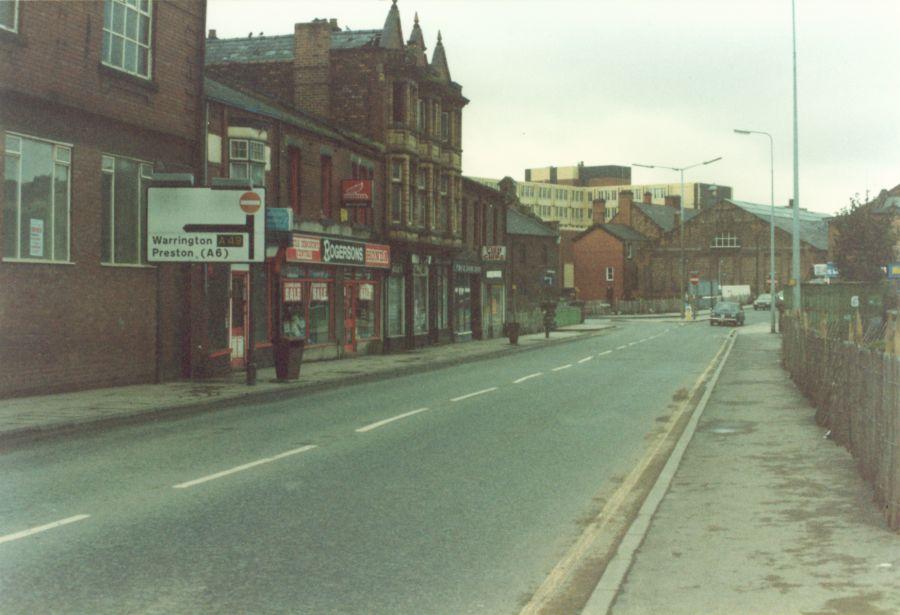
[286, 234, 390, 269]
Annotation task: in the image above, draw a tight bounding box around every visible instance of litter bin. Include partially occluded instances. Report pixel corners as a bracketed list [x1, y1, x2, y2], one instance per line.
[505, 322, 521, 345]
[273, 338, 304, 381]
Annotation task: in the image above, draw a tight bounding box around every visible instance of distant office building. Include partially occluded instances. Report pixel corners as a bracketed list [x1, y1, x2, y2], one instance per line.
[470, 176, 731, 232]
[525, 163, 630, 187]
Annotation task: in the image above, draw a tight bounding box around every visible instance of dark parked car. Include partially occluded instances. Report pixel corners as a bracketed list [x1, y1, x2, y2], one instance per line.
[710, 301, 745, 326]
[753, 293, 772, 310]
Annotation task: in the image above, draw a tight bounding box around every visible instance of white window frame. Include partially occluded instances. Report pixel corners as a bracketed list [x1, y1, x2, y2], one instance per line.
[101, 154, 153, 265]
[712, 232, 740, 248]
[229, 138, 266, 187]
[0, 0, 19, 33]
[390, 159, 403, 224]
[102, 0, 153, 79]
[3, 132, 72, 263]
[605, 266, 614, 282]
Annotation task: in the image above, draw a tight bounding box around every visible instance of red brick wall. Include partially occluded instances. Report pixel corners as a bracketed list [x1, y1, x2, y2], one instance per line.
[573, 229, 625, 303]
[0, 0, 204, 396]
[0, 94, 196, 397]
[0, 0, 205, 142]
[206, 62, 294, 107]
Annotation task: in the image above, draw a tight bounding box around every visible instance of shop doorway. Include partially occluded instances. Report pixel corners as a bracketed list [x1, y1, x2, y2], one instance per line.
[343, 283, 357, 354]
[230, 271, 249, 368]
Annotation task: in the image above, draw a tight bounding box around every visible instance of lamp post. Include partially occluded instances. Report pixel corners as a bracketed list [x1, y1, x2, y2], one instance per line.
[734, 128, 776, 333]
[791, 0, 802, 311]
[633, 156, 722, 318]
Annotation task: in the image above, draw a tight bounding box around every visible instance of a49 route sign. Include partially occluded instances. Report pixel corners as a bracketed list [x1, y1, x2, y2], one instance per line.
[147, 188, 266, 263]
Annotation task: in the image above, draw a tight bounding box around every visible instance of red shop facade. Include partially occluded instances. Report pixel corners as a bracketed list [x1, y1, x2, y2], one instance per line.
[274, 232, 391, 361]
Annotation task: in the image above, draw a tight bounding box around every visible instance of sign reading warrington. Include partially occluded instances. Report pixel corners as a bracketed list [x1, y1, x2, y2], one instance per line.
[147, 188, 266, 262]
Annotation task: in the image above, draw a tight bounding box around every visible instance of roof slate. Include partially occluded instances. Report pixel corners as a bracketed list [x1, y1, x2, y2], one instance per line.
[204, 78, 382, 152]
[206, 35, 294, 64]
[507, 208, 557, 237]
[601, 223, 650, 243]
[726, 199, 830, 250]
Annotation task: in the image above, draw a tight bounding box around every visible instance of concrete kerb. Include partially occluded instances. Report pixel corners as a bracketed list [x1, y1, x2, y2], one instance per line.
[0, 328, 612, 450]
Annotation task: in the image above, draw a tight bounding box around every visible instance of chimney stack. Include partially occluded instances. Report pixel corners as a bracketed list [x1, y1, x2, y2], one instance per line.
[643, 191, 652, 204]
[619, 190, 634, 226]
[592, 198, 607, 224]
[293, 20, 333, 120]
[664, 195, 681, 209]
[208, 29, 217, 39]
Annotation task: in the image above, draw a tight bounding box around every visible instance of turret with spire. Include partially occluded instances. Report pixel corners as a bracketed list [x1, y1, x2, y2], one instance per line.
[430, 30, 451, 82]
[406, 12, 428, 67]
[380, 0, 404, 50]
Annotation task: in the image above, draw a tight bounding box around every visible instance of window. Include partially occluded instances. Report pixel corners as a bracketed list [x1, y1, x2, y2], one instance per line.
[288, 147, 301, 215]
[320, 154, 333, 218]
[102, 0, 153, 79]
[3, 133, 71, 262]
[229, 139, 265, 187]
[351, 157, 373, 226]
[441, 111, 449, 141]
[606, 266, 615, 282]
[626, 243, 633, 259]
[101, 154, 153, 264]
[387, 271, 405, 337]
[416, 99, 425, 132]
[415, 166, 426, 226]
[390, 159, 402, 223]
[0, 0, 18, 32]
[392, 81, 406, 124]
[712, 232, 740, 248]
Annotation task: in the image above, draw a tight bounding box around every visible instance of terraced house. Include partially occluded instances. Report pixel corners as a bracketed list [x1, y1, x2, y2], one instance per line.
[207, 0, 468, 351]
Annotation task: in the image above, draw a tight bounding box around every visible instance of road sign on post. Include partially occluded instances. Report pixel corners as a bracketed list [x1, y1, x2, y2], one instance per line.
[147, 188, 266, 263]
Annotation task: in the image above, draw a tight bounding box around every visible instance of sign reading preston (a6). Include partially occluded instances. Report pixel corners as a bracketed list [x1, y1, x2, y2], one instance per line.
[147, 188, 266, 263]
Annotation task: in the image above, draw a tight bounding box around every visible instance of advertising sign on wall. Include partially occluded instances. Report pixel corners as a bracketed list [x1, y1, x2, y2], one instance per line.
[482, 245, 507, 262]
[286, 234, 390, 269]
[341, 179, 374, 205]
[283, 281, 303, 303]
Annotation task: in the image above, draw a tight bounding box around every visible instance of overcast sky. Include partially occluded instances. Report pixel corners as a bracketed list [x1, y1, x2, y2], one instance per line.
[207, 0, 900, 215]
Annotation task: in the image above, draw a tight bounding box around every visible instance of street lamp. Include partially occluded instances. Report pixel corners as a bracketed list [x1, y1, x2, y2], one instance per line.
[791, 0, 801, 311]
[734, 128, 777, 333]
[633, 156, 722, 318]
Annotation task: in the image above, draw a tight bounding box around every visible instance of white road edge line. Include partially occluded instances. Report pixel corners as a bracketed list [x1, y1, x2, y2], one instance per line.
[578, 356, 594, 363]
[514, 373, 543, 384]
[581, 331, 738, 614]
[598, 350, 613, 356]
[451, 387, 498, 402]
[552, 364, 573, 371]
[0, 515, 90, 545]
[356, 408, 430, 433]
[173, 445, 318, 489]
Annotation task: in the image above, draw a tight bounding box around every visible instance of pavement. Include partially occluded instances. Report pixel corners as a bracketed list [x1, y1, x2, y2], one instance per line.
[0, 322, 611, 447]
[589, 321, 900, 615]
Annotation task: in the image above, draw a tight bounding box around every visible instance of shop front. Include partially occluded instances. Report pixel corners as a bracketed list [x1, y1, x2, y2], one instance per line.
[451, 260, 481, 342]
[277, 233, 390, 360]
[481, 245, 508, 339]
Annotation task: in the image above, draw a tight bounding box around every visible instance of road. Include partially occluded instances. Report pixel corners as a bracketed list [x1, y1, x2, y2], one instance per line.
[0, 314, 746, 613]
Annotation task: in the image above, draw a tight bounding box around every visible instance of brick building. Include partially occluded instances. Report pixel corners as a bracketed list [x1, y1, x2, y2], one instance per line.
[207, 1, 468, 350]
[199, 77, 389, 374]
[506, 206, 559, 312]
[0, 0, 206, 396]
[641, 198, 830, 299]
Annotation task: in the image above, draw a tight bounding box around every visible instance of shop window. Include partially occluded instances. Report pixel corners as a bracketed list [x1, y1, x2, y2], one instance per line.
[355, 281, 379, 340]
[230, 139, 266, 187]
[101, 154, 153, 265]
[3, 133, 71, 262]
[387, 272, 405, 337]
[413, 265, 428, 335]
[308, 281, 331, 344]
[0, 0, 18, 32]
[102, 0, 152, 79]
[320, 154, 333, 219]
[435, 267, 449, 330]
[454, 277, 472, 334]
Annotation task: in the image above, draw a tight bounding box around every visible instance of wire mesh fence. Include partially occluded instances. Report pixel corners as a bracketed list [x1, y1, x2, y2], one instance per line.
[782, 314, 900, 530]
